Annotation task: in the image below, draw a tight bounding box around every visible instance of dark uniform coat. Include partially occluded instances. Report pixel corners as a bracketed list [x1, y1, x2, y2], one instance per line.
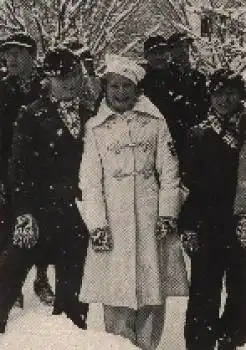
[9, 97, 89, 264]
[142, 64, 208, 182]
[180, 111, 245, 232]
[0, 71, 45, 248]
[0, 97, 90, 328]
[182, 107, 246, 350]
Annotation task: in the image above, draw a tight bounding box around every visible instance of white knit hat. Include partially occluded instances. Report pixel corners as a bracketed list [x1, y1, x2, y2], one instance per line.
[103, 54, 146, 85]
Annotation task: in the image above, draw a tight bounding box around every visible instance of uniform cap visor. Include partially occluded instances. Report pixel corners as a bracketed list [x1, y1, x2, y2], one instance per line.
[0, 41, 33, 50]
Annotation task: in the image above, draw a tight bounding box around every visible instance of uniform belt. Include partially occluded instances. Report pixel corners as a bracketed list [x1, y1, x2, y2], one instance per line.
[107, 141, 152, 154]
[112, 168, 153, 180]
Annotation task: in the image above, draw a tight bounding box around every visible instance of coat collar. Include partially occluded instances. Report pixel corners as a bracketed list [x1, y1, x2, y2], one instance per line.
[89, 94, 164, 128]
[33, 98, 85, 144]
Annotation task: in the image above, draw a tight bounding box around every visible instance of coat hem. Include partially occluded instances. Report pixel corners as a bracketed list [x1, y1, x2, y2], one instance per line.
[79, 297, 166, 310]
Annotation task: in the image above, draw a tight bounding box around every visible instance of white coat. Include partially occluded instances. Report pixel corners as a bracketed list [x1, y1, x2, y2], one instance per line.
[78, 95, 188, 309]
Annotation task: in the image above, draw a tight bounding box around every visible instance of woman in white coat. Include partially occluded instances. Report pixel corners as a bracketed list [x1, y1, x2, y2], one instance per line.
[78, 56, 188, 349]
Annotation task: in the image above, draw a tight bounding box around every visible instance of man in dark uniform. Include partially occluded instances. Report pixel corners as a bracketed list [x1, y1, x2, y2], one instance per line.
[167, 32, 208, 181]
[0, 46, 90, 333]
[0, 32, 54, 307]
[181, 69, 246, 350]
[142, 33, 208, 183]
[142, 35, 181, 165]
[167, 32, 208, 125]
[141, 35, 172, 119]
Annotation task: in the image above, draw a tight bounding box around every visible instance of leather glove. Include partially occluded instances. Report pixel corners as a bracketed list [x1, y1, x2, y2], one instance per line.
[13, 214, 39, 249]
[182, 230, 199, 257]
[90, 226, 113, 252]
[156, 216, 177, 241]
[236, 214, 246, 249]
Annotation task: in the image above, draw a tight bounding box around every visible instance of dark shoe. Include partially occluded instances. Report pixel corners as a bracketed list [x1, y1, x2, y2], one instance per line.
[33, 279, 54, 306]
[14, 293, 24, 309]
[53, 302, 88, 330]
[52, 305, 63, 316]
[218, 337, 236, 350]
[69, 302, 88, 330]
[52, 308, 87, 330]
[67, 312, 87, 330]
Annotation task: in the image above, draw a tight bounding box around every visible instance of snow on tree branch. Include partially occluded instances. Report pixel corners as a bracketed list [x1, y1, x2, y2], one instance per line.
[0, 0, 26, 33]
[119, 23, 161, 57]
[0, 0, 160, 72]
[155, 0, 246, 75]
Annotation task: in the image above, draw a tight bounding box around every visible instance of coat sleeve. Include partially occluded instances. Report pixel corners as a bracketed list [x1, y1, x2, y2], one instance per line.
[77, 124, 108, 232]
[9, 107, 37, 218]
[156, 118, 188, 219]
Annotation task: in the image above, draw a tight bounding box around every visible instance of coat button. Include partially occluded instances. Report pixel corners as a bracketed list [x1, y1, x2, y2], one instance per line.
[143, 170, 152, 179]
[108, 143, 122, 154]
[112, 169, 124, 180]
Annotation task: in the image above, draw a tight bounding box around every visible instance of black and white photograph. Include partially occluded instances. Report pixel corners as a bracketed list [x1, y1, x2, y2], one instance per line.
[0, 0, 245, 349]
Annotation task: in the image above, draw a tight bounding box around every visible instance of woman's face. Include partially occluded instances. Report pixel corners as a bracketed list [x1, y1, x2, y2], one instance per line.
[211, 86, 242, 116]
[106, 73, 138, 113]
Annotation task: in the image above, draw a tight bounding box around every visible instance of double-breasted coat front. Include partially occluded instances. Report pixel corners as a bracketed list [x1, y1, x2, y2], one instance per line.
[78, 95, 188, 309]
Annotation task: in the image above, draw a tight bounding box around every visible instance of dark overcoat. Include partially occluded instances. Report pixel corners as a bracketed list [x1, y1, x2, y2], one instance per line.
[9, 98, 89, 264]
[180, 108, 246, 234]
[0, 72, 44, 248]
[142, 65, 208, 182]
[0, 72, 44, 184]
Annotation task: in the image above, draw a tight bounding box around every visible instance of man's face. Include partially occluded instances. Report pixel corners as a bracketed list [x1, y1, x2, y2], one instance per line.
[211, 86, 242, 116]
[50, 64, 83, 98]
[146, 49, 170, 70]
[3, 46, 34, 77]
[170, 42, 190, 67]
[106, 73, 138, 113]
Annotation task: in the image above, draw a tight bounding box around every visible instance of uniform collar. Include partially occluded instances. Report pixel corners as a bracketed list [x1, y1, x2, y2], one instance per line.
[89, 94, 164, 128]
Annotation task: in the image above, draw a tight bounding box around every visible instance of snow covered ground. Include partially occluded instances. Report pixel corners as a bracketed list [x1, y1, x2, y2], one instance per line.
[0, 263, 245, 350]
[0, 266, 186, 349]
